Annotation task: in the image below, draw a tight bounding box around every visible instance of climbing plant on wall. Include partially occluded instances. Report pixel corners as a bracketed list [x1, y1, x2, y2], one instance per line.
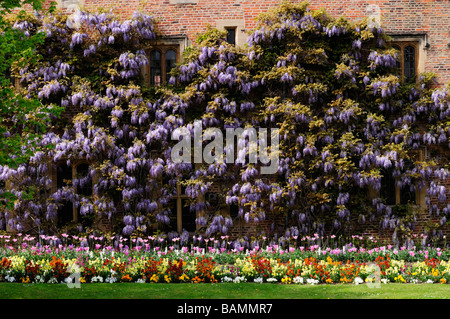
[0, 1, 448, 245]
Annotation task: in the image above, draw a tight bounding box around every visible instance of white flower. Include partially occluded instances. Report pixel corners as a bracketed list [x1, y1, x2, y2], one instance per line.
[306, 278, 319, 285]
[47, 277, 58, 284]
[136, 278, 146, 284]
[233, 276, 246, 283]
[221, 276, 233, 283]
[293, 276, 304, 284]
[354, 277, 364, 285]
[105, 276, 117, 283]
[381, 278, 389, 284]
[254, 277, 263, 284]
[426, 279, 434, 284]
[267, 278, 278, 283]
[35, 275, 45, 283]
[91, 276, 104, 283]
[5, 275, 15, 283]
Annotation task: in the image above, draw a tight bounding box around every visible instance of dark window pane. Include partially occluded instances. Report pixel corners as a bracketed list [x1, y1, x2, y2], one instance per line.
[229, 203, 239, 219]
[165, 49, 177, 82]
[58, 201, 73, 227]
[150, 50, 161, 86]
[392, 45, 401, 71]
[404, 46, 415, 82]
[180, 183, 186, 195]
[381, 169, 396, 205]
[182, 199, 196, 232]
[206, 192, 219, 213]
[226, 28, 236, 45]
[161, 199, 178, 232]
[57, 164, 72, 188]
[400, 186, 416, 205]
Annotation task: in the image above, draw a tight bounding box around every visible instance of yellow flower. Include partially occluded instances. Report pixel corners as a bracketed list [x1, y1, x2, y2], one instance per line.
[150, 274, 159, 283]
[440, 278, 447, 284]
[164, 275, 171, 283]
[281, 276, 292, 284]
[179, 274, 189, 282]
[21, 276, 30, 284]
[80, 277, 86, 283]
[394, 275, 406, 283]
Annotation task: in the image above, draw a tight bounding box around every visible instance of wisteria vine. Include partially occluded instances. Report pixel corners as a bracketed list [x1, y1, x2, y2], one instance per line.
[0, 3, 449, 246]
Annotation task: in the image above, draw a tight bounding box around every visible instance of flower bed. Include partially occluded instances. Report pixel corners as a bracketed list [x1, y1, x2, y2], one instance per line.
[0, 233, 449, 285]
[1, 253, 449, 285]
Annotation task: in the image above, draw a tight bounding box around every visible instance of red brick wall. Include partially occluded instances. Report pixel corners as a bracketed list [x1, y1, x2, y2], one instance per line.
[79, 0, 450, 85]
[305, 0, 450, 86]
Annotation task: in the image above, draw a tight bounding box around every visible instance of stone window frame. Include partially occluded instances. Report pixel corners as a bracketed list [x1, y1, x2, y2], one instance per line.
[53, 160, 93, 225]
[388, 33, 428, 83]
[216, 19, 247, 47]
[375, 148, 428, 208]
[57, 0, 84, 11]
[152, 150, 198, 234]
[155, 181, 198, 234]
[143, 35, 189, 87]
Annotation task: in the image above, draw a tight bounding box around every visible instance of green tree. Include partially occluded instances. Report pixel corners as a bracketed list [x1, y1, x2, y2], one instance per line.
[1, 0, 53, 166]
[0, 0, 62, 212]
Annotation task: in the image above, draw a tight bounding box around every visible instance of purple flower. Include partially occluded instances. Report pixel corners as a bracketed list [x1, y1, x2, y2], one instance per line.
[124, 215, 134, 225]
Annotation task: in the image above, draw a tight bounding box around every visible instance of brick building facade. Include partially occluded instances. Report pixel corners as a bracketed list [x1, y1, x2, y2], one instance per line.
[64, 0, 449, 85]
[11, 0, 449, 241]
[77, 0, 450, 239]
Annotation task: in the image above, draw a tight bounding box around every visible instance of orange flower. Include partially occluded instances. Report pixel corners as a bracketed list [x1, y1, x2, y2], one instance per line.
[192, 276, 204, 284]
[340, 276, 349, 283]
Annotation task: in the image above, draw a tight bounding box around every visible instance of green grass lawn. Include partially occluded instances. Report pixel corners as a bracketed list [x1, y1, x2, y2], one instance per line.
[1, 282, 449, 299]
